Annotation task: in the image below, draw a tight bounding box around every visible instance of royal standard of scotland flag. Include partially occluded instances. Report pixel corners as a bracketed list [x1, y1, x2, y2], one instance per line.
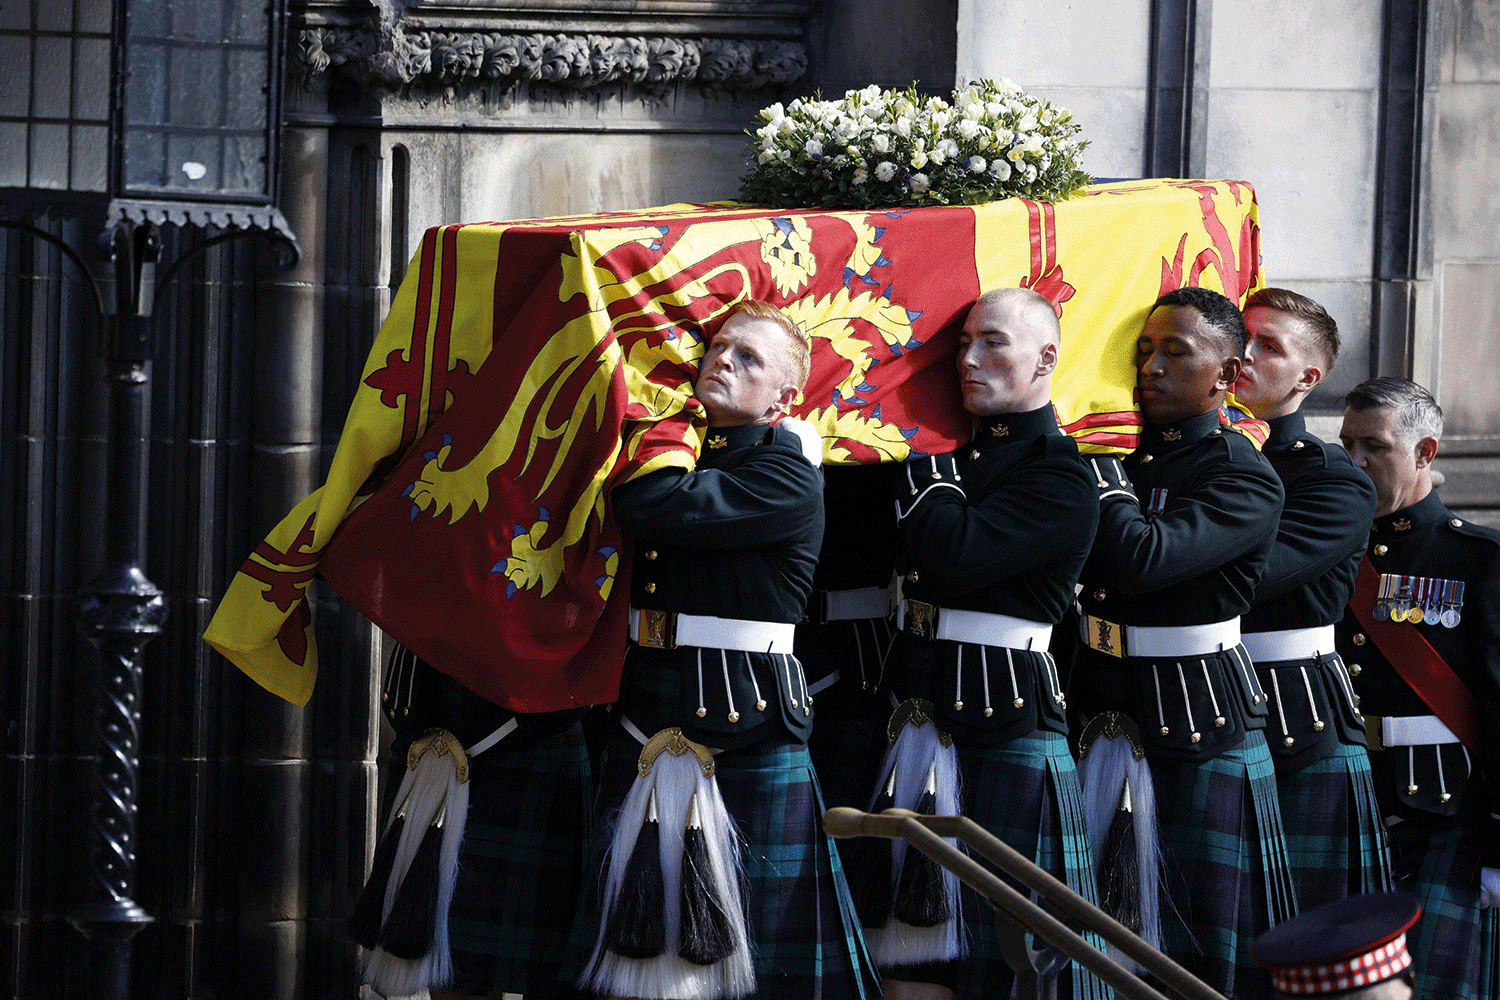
[204, 178, 1264, 712]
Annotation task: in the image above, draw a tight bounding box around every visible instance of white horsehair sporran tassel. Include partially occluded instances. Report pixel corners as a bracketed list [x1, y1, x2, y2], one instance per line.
[581, 726, 754, 1000]
[862, 699, 966, 968]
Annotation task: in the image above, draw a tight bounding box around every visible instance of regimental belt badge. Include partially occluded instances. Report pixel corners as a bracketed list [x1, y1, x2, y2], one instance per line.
[1084, 614, 1125, 658]
[903, 598, 938, 639]
[1375, 573, 1463, 628]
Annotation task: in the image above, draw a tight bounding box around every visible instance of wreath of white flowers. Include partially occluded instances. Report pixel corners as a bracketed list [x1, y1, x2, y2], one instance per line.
[738, 80, 1091, 208]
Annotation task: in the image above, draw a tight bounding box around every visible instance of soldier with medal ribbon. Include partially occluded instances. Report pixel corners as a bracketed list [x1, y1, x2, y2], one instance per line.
[1231, 288, 1389, 908]
[1068, 287, 1294, 1000]
[843, 288, 1108, 1000]
[1335, 377, 1500, 1000]
[575, 300, 879, 1000]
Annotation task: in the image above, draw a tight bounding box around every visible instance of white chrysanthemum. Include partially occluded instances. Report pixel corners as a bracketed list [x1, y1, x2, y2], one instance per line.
[910, 172, 930, 193]
[875, 161, 897, 182]
[936, 138, 959, 160]
[989, 158, 1011, 181]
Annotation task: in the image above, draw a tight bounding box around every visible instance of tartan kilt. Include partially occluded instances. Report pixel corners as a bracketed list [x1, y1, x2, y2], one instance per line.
[1275, 741, 1391, 907]
[881, 731, 1111, 1000]
[1388, 813, 1495, 1000]
[796, 616, 896, 810]
[575, 723, 881, 1000]
[385, 721, 593, 999]
[1151, 730, 1298, 1000]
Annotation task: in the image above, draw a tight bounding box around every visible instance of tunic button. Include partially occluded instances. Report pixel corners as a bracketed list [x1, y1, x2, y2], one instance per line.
[1451, 518, 1464, 527]
[1374, 544, 1388, 556]
[909, 571, 919, 582]
[646, 549, 658, 560]
[1093, 589, 1106, 602]
[645, 582, 656, 594]
[1352, 633, 1366, 645]
[1349, 663, 1361, 676]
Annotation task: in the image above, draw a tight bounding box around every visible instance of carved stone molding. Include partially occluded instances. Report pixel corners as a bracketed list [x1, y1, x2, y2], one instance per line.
[294, 23, 807, 98]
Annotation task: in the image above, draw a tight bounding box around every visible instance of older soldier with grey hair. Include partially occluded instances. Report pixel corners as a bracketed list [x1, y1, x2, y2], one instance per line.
[1336, 376, 1500, 1000]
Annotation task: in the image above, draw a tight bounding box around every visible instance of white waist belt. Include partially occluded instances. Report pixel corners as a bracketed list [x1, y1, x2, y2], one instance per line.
[900, 603, 1052, 651]
[819, 585, 894, 622]
[1381, 715, 1460, 747]
[1240, 625, 1336, 664]
[629, 607, 796, 653]
[1081, 615, 1240, 659]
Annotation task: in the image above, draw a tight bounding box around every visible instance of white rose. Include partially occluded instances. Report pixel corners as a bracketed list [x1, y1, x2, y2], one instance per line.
[895, 117, 912, 138]
[875, 161, 897, 182]
[872, 133, 891, 153]
[852, 167, 869, 186]
[804, 138, 824, 157]
[928, 145, 946, 165]
[968, 155, 987, 172]
[910, 172, 930, 193]
[958, 119, 981, 140]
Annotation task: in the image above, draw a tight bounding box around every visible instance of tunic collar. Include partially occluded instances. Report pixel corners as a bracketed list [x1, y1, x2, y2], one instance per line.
[974, 403, 1059, 446]
[1264, 410, 1307, 447]
[702, 422, 771, 454]
[1372, 490, 1445, 536]
[1141, 409, 1222, 452]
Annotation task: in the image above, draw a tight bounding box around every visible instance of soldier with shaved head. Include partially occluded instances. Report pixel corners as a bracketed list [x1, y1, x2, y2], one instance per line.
[845, 286, 1109, 1000]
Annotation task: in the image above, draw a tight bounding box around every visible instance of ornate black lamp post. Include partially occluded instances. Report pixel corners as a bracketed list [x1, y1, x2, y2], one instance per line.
[0, 0, 296, 995]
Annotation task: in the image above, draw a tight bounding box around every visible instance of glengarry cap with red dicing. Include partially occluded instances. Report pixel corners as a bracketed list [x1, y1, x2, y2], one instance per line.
[1251, 892, 1422, 995]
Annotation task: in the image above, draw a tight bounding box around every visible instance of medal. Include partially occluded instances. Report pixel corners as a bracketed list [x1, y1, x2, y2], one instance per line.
[1442, 579, 1464, 628]
[1390, 576, 1413, 623]
[1373, 574, 1393, 622]
[1421, 578, 1441, 626]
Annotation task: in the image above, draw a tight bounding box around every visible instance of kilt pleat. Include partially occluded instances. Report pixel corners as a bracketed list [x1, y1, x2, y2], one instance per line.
[882, 731, 1110, 1000]
[1275, 742, 1391, 906]
[1389, 817, 1492, 1000]
[576, 724, 880, 1000]
[387, 723, 593, 999]
[1151, 731, 1296, 1000]
[798, 617, 896, 811]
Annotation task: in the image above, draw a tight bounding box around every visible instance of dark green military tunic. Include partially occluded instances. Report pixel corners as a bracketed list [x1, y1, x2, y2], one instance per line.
[1335, 490, 1500, 1000]
[1071, 408, 1292, 1000]
[1242, 410, 1388, 907]
[880, 404, 1108, 1000]
[590, 418, 878, 1000]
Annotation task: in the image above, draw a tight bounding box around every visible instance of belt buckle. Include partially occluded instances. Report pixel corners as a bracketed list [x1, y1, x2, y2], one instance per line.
[638, 608, 676, 649]
[1364, 715, 1384, 752]
[1085, 615, 1126, 658]
[903, 599, 938, 640]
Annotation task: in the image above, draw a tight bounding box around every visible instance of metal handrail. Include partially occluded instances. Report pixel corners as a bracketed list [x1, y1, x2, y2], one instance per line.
[823, 806, 1230, 1000]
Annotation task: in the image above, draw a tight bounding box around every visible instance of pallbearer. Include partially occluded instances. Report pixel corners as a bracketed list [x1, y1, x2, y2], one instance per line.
[1336, 377, 1500, 1000]
[854, 287, 1108, 1000]
[1070, 286, 1293, 1000]
[578, 300, 878, 1000]
[1233, 288, 1389, 906]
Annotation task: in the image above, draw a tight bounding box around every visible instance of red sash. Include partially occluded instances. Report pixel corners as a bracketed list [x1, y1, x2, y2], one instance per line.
[1350, 555, 1482, 753]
